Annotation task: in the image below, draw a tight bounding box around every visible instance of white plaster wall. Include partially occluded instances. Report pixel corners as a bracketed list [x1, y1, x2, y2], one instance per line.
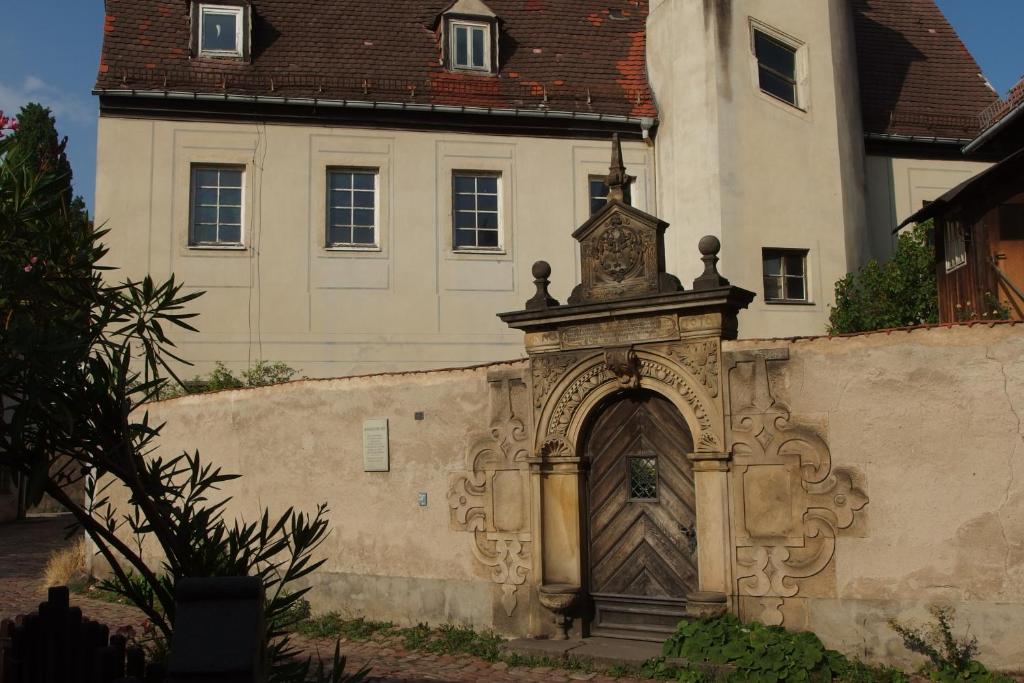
[864, 155, 992, 260]
[648, 0, 867, 339]
[94, 117, 656, 379]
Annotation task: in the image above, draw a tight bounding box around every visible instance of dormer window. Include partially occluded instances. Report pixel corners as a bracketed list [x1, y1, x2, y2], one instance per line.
[439, 0, 499, 74]
[194, 3, 249, 59]
[451, 21, 490, 71]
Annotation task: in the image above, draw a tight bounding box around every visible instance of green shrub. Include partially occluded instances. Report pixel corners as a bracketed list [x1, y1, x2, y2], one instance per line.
[828, 222, 938, 334]
[889, 606, 1012, 682]
[660, 615, 905, 683]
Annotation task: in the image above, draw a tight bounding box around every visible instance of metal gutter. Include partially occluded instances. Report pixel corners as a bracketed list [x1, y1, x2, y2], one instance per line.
[963, 102, 1024, 155]
[93, 88, 657, 136]
[864, 132, 972, 146]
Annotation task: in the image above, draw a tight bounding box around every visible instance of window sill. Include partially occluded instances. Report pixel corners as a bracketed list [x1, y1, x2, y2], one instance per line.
[764, 299, 815, 306]
[198, 51, 245, 60]
[451, 248, 507, 256]
[187, 244, 247, 251]
[325, 245, 382, 253]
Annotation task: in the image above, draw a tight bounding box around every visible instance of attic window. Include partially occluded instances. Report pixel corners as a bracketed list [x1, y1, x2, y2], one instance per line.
[450, 21, 491, 71]
[197, 4, 246, 58]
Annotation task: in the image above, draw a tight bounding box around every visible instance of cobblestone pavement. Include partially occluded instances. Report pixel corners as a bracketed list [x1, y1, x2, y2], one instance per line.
[0, 516, 644, 682]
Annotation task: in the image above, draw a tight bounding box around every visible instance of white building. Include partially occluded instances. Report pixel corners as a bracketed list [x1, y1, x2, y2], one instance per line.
[94, 0, 999, 376]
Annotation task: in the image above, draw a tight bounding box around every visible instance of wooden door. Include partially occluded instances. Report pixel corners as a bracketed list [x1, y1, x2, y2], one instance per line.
[585, 390, 697, 641]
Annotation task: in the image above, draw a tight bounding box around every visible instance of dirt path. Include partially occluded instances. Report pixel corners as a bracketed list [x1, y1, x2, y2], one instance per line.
[0, 516, 642, 682]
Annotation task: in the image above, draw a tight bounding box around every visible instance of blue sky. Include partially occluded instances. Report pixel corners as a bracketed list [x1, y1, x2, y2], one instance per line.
[0, 2, 1021, 215]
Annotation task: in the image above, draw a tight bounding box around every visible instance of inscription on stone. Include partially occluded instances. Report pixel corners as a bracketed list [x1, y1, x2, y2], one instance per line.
[560, 316, 678, 350]
[363, 418, 390, 472]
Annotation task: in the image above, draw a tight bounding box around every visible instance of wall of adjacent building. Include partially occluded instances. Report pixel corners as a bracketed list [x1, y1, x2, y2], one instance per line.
[99, 322, 1024, 669]
[864, 155, 992, 260]
[647, 0, 868, 339]
[94, 117, 656, 379]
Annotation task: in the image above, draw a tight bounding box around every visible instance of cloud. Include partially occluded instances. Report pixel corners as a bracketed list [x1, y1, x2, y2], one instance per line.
[0, 75, 95, 127]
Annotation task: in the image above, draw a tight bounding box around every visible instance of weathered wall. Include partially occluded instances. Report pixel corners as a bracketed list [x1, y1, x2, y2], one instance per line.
[726, 323, 1024, 670]
[109, 323, 1024, 669]
[123, 361, 528, 632]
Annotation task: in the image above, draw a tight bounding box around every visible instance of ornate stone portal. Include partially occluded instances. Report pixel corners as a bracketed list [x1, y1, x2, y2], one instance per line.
[449, 137, 868, 638]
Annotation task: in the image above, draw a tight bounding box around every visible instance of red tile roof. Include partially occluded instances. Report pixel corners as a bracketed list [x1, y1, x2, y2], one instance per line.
[96, 0, 998, 139]
[852, 0, 999, 140]
[96, 0, 656, 120]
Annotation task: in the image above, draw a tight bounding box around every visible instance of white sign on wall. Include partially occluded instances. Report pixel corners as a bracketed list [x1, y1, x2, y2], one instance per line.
[362, 418, 390, 472]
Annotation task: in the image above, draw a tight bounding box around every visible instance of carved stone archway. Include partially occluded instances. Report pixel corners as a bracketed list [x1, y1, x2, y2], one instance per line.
[492, 136, 755, 638]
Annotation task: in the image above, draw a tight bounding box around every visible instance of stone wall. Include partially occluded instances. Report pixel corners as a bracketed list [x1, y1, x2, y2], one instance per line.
[104, 323, 1024, 669]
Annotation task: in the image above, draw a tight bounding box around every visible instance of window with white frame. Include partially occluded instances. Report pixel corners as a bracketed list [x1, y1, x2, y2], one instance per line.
[762, 248, 809, 303]
[327, 169, 378, 248]
[198, 4, 244, 58]
[943, 219, 967, 272]
[190, 166, 244, 247]
[450, 21, 491, 71]
[589, 176, 609, 215]
[453, 172, 500, 250]
[752, 26, 801, 108]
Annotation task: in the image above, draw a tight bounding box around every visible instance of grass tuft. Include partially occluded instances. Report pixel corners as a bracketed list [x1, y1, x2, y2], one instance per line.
[41, 535, 89, 592]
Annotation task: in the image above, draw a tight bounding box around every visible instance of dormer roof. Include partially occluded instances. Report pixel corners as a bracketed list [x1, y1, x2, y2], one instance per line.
[441, 0, 497, 20]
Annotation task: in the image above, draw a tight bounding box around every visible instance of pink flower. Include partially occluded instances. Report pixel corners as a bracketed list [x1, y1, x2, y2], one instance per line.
[23, 265, 32, 273]
[30, 256, 38, 264]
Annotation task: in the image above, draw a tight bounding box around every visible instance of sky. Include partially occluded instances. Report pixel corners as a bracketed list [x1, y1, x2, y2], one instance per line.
[0, 1, 1021, 216]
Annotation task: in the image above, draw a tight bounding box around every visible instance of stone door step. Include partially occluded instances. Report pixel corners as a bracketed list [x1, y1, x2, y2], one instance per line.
[504, 636, 663, 668]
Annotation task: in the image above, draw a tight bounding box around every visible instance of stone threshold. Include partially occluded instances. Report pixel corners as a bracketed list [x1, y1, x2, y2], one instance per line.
[504, 636, 663, 668]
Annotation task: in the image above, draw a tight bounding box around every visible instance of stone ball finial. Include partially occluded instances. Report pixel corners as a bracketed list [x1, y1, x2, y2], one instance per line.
[532, 260, 552, 280]
[526, 260, 559, 310]
[698, 235, 721, 257]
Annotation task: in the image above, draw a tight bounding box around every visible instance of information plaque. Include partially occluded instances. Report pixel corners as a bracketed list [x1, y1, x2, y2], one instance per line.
[362, 418, 390, 472]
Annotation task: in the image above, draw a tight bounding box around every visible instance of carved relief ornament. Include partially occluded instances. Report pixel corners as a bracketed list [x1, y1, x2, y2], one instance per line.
[447, 372, 533, 617]
[539, 352, 722, 452]
[729, 350, 868, 626]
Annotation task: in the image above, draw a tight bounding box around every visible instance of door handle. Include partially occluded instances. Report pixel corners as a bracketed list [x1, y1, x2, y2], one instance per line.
[678, 524, 697, 555]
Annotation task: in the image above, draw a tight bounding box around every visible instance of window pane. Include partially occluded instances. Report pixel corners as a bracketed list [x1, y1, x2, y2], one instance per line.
[477, 193, 498, 212]
[762, 254, 782, 277]
[477, 229, 498, 248]
[352, 227, 375, 245]
[353, 209, 374, 227]
[454, 194, 475, 211]
[218, 225, 241, 244]
[219, 188, 242, 206]
[219, 206, 241, 224]
[764, 276, 782, 301]
[328, 226, 352, 245]
[454, 229, 477, 248]
[785, 276, 805, 301]
[219, 169, 243, 187]
[754, 31, 795, 77]
[455, 26, 469, 66]
[472, 27, 485, 68]
[629, 457, 658, 500]
[352, 173, 374, 190]
[193, 224, 217, 244]
[758, 68, 797, 104]
[329, 207, 349, 226]
[195, 169, 219, 187]
[477, 212, 498, 230]
[353, 190, 375, 209]
[784, 254, 804, 277]
[332, 190, 353, 209]
[455, 210, 477, 229]
[196, 206, 218, 224]
[196, 187, 218, 205]
[453, 175, 475, 193]
[476, 176, 498, 194]
[329, 172, 352, 191]
[590, 178, 609, 215]
[202, 11, 237, 51]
